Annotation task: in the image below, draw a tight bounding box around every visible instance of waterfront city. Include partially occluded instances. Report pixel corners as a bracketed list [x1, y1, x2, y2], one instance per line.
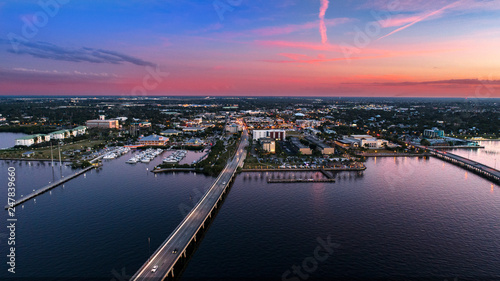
[1, 1, 500, 280]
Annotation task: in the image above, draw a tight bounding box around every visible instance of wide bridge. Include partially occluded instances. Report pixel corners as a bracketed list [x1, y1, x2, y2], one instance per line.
[131, 128, 248, 280]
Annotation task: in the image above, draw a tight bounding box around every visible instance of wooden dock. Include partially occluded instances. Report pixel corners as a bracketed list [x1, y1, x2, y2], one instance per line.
[5, 165, 95, 209]
[152, 168, 197, 173]
[241, 166, 365, 172]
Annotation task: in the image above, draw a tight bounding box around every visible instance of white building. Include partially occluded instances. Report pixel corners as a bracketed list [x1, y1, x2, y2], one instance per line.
[296, 119, 322, 128]
[15, 136, 35, 146]
[49, 130, 69, 140]
[15, 134, 50, 147]
[252, 130, 286, 141]
[343, 135, 388, 149]
[260, 138, 276, 153]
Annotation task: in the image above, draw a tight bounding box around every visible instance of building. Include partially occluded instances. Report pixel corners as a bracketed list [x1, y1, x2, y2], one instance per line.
[290, 137, 312, 155]
[86, 118, 119, 129]
[185, 138, 205, 146]
[226, 123, 241, 134]
[160, 129, 182, 136]
[71, 126, 87, 136]
[296, 119, 322, 128]
[138, 122, 151, 128]
[137, 135, 169, 146]
[305, 136, 335, 155]
[15, 134, 50, 146]
[15, 135, 36, 146]
[49, 130, 69, 140]
[343, 135, 388, 149]
[22, 151, 35, 158]
[334, 139, 354, 148]
[252, 129, 286, 141]
[260, 137, 276, 153]
[182, 127, 206, 133]
[424, 127, 445, 138]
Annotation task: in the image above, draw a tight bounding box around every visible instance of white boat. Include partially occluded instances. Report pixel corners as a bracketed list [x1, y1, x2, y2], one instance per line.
[126, 158, 138, 164]
[103, 153, 116, 160]
[141, 157, 151, 163]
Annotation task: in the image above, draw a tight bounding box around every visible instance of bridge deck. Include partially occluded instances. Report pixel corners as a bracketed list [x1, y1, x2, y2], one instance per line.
[413, 145, 500, 184]
[131, 130, 248, 281]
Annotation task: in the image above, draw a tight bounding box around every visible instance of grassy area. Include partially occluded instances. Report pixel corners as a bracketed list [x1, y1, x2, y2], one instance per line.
[0, 139, 105, 160]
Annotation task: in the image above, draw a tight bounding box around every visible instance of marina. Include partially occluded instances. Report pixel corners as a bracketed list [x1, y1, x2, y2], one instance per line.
[162, 150, 188, 164]
[127, 148, 164, 164]
[102, 146, 131, 160]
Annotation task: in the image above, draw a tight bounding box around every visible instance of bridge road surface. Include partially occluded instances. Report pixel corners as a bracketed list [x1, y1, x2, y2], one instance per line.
[131, 128, 248, 281]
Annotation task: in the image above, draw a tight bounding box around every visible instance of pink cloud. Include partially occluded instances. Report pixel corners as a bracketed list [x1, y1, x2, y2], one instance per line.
[319, 0, 330, 44]
[248, 18, 350, 37]
[379, 14, 421, 28]
[362, 0, 500, 12]
[256, 40, 343, 52]
[261, 54, 389, 64]
[278, 53, 310, 60]
[377, 1, 462, 40]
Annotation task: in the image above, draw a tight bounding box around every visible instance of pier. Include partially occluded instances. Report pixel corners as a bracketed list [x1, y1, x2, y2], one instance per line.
[131, 128, 249, 281]
[356, 152, 430, 157]
[5, 165, 95, 209]
[319, 167, 334, 179]
[241, 166, 366, 172]
[152, 168, 197, 173]
[267, 178, 336, 183]
[425, 147, 500, 184]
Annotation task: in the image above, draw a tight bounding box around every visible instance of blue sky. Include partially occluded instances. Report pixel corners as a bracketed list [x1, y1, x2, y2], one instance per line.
[1, 0, 499, 97]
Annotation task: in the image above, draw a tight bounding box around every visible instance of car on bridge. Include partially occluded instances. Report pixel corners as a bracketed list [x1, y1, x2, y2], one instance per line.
[151, 265, 158, 273]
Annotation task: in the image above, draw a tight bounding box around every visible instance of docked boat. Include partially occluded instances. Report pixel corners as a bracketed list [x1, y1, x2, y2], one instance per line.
[126, 157, 138, 164]
[103, 153, 116, 160]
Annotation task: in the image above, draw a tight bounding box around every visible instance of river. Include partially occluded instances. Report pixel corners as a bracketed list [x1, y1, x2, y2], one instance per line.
[0, 145, 499, 280]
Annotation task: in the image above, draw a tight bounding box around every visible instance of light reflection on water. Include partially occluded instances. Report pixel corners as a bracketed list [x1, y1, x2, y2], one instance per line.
[0, 148, 499, 280]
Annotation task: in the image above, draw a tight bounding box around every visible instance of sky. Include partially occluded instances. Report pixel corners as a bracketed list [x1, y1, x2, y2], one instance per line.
[0, 0, 499, 97]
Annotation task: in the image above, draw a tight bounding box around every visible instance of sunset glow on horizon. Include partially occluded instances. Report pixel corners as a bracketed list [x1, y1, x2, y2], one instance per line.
[1, 0, 499, 97]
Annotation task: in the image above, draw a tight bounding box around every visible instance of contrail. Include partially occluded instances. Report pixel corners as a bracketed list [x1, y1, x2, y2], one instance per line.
[319, 0, 329, 44]
[378, 0, 461, 41]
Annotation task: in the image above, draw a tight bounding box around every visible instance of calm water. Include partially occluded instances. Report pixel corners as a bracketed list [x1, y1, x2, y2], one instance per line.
[0, 132, 27, 149]
[182, 156, 500, 280]
[447, 140, 500, 169]
[1, 151, 499, 280]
